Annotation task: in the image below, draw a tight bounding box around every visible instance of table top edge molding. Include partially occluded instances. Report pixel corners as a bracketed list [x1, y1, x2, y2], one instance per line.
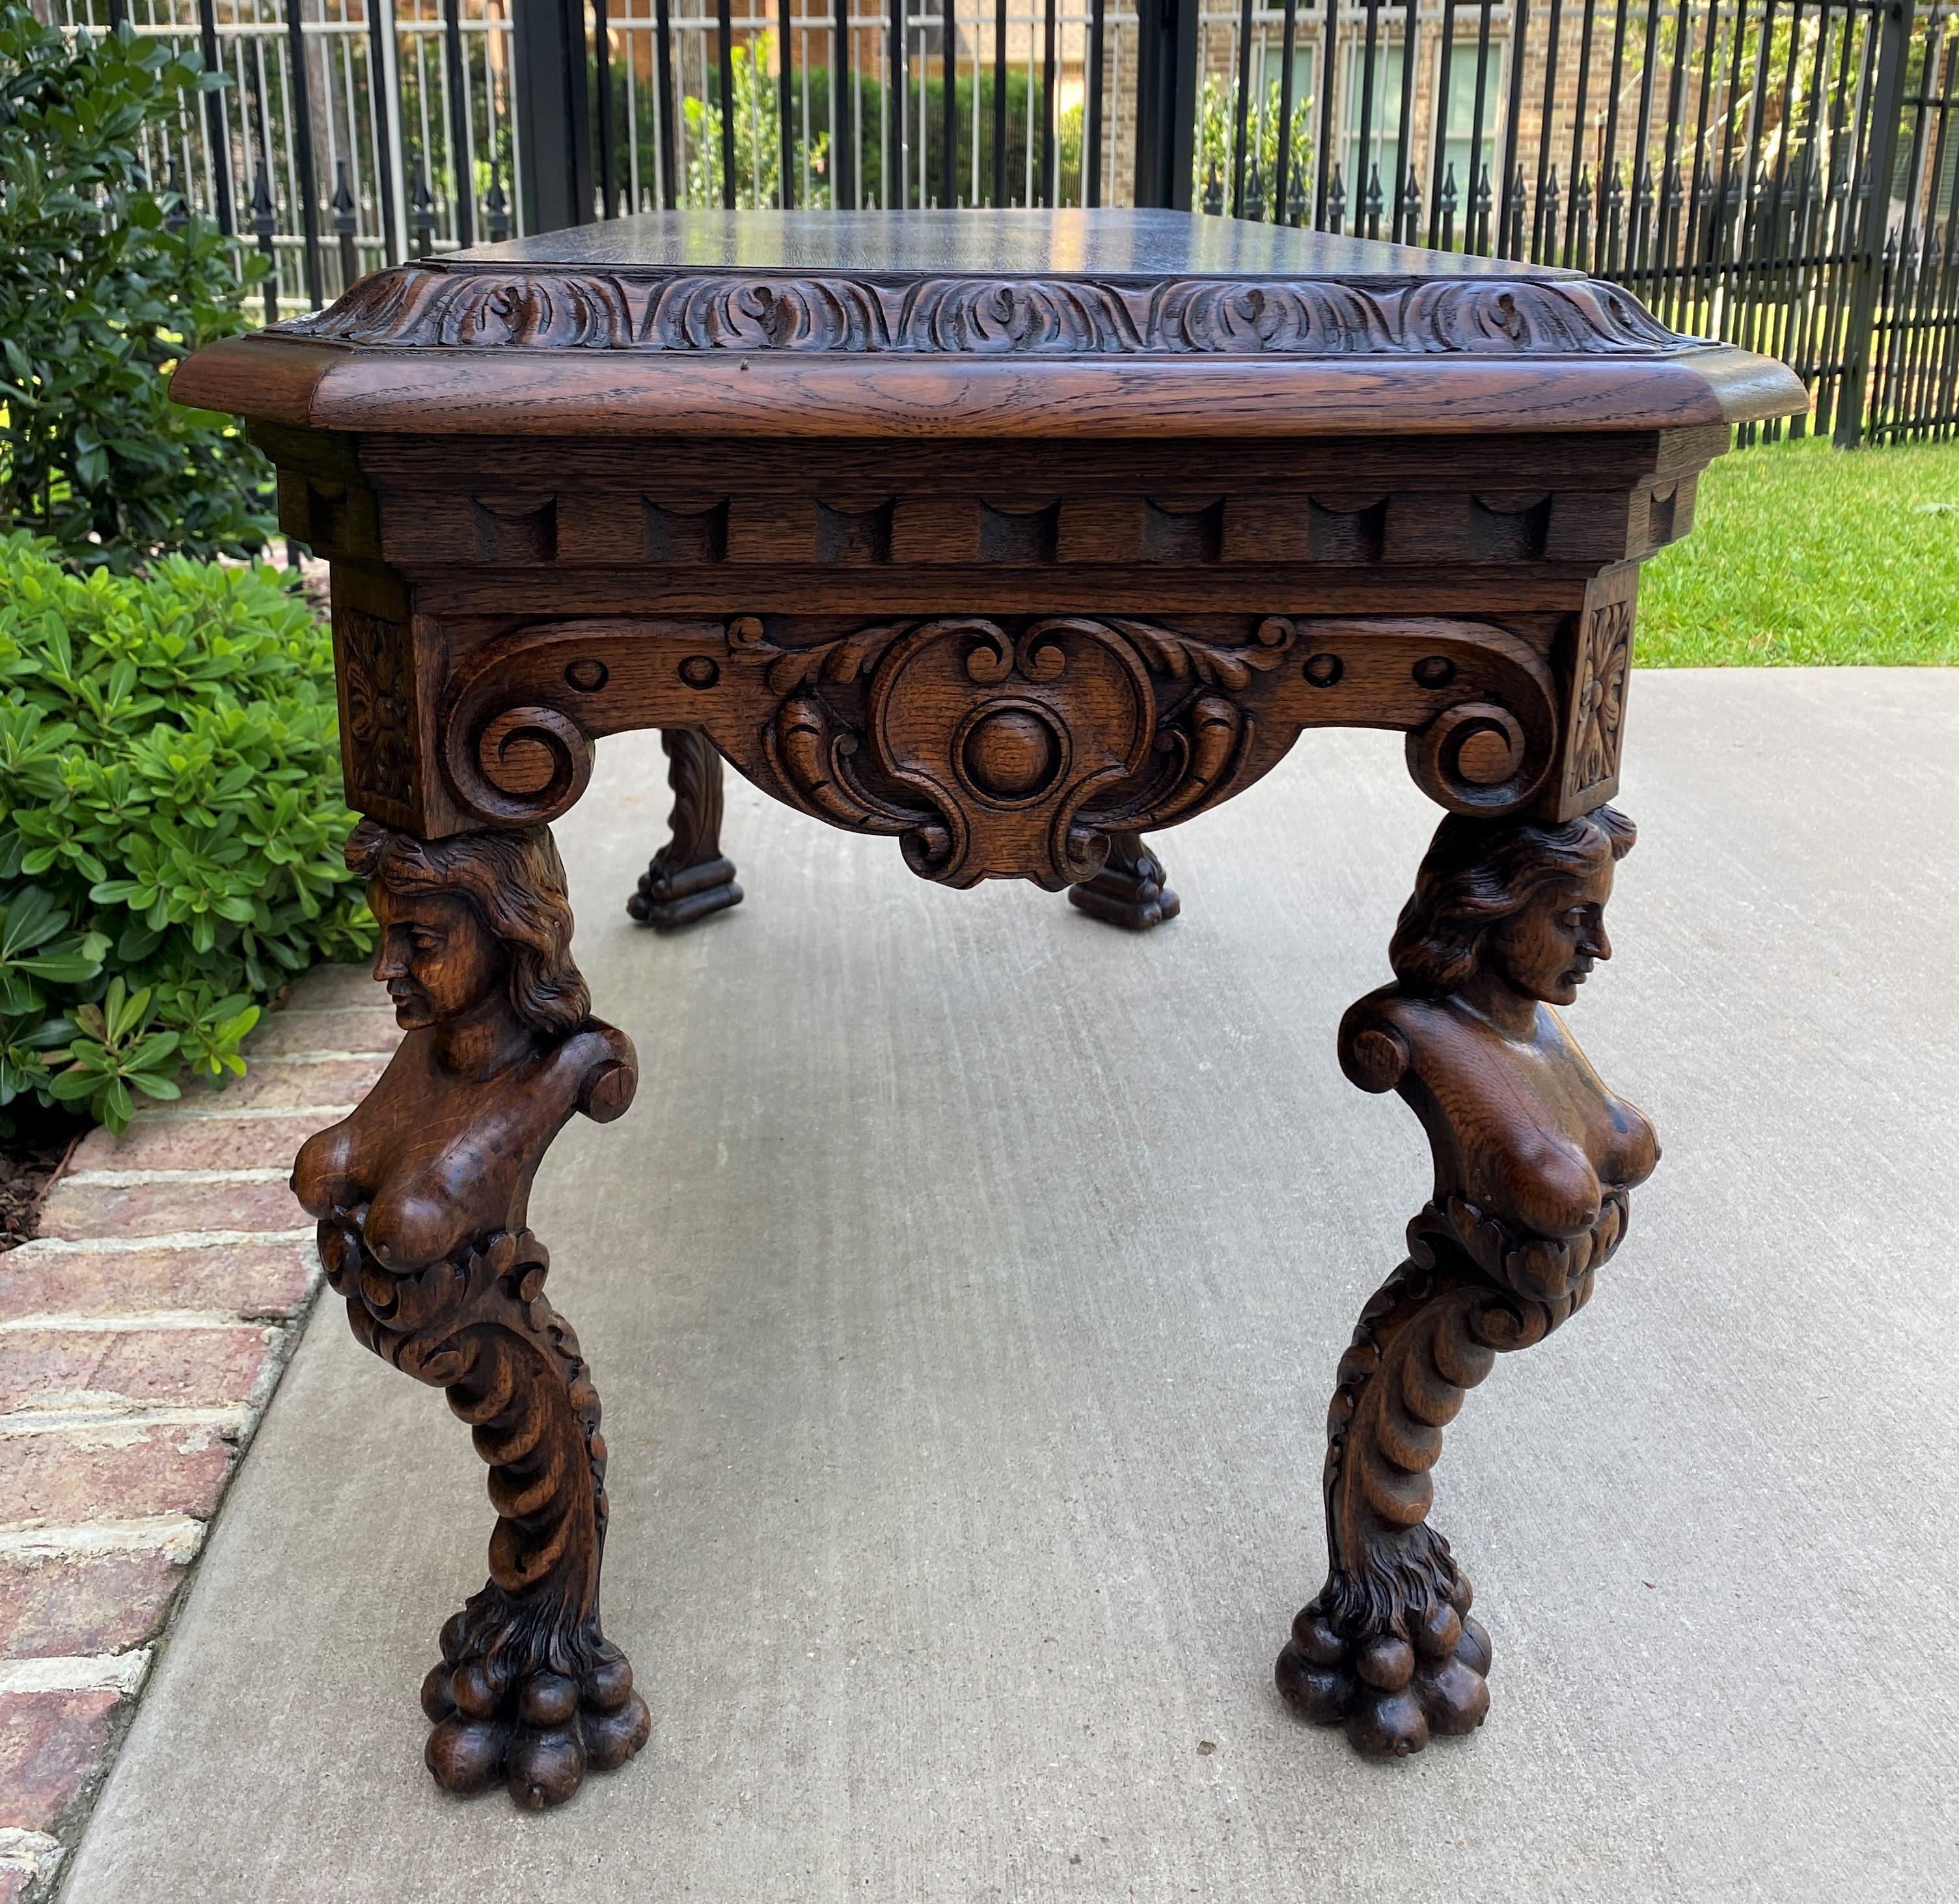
[172, 332, 1805, 439]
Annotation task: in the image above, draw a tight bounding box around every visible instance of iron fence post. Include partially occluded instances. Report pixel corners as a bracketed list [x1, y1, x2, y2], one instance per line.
[195, 0, 235, 238]
[718, 0, 737, 210]
[366, 0, 403, 264]
[514, 0, 593, 232]
[1836, 0, 1916, 445]
[333, 157, 359, 291]
[1134, 0, 1198, 209]
[283, 0, 325, 308]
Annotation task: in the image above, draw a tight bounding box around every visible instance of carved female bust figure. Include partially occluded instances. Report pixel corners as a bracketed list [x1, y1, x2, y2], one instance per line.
[1337, 803, 1658, 1300]
[293, 820, 635, 1263]
[1279, 803, 1660, 1758]
[291, 819, 647, 1809]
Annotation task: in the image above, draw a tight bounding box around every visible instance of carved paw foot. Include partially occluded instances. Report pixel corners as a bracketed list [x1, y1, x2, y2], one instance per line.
[1275, 1578, 1493, 1758]
[626, 853, 743, 929]
[1066, 833, 1180, 931]
[420, 1610, 652, 1808]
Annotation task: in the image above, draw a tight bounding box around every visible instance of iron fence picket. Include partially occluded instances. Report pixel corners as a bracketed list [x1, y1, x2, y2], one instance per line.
[27, 0, 1959, 435]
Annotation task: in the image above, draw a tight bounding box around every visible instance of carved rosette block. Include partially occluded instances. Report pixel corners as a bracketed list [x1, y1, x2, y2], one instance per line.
[628, 728, 743, 928]
[1067, 831, 1181, 930]
[1278, 803, 1658, 1757]
[293, 821, 651, 1808]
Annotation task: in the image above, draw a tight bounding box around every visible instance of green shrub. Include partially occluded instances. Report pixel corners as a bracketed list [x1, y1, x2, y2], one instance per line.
[0, 5, 275, 571]
[0, 533, 374, 1133]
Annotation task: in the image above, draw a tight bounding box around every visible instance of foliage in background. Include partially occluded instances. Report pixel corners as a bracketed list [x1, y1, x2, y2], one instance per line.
[610, 34, 1070, 211]
[1640, 434, 1959, 666]
[0, 535, 373, 1133]
[1195, 74, 1314, 216]
[0, 5, 275, 572]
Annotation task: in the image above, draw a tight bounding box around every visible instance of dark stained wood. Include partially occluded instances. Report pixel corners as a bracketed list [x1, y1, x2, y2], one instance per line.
[1276, 803, 1656, 1755]
[627, 729, 743, 927]
[172, 210, 1804, 441]
[1067, 830, 1180, 930]
[171, 209, 1800, 1795]
[291, 821, 650, 1807]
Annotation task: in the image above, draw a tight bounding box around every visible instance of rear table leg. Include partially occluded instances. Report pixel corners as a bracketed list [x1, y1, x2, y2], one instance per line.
[628, 729, 743, 928]
[1067, 830, 1180, 931]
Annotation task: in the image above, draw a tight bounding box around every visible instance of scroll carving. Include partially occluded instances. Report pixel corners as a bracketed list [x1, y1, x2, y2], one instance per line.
[435, 613, 1561, 883]
[292, 821, 650, 1808]
[1276, 803, 1658, 1756]
[287, 266, 1695, 360]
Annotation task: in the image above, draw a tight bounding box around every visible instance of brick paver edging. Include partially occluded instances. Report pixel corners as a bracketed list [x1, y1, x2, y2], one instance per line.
[0, 967, 396, 1903]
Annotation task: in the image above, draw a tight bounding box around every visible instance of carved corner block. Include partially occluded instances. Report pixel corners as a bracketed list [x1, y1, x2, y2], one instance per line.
[331, 579, 469, 838]
[1551, 563, 1637, 820]
[1278, 803, 1658, 1756]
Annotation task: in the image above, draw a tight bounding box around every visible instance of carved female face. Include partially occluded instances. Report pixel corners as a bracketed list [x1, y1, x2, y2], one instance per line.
[371, 885, 508, 1030]
[1487, 855, 1614, 1007]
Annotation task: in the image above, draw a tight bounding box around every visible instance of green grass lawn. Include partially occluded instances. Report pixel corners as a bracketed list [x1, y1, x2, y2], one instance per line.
[1637, 434, 1959, 666]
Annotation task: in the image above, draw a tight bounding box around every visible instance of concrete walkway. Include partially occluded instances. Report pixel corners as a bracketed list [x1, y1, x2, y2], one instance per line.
[60, 671, 1959, 1903]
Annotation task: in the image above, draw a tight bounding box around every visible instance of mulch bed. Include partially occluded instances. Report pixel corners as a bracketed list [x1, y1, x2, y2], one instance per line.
[0, 1101, 88, 1255]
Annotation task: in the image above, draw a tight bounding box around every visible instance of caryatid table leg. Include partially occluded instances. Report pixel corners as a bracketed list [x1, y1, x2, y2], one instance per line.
[627, 728, 743, 928]
[1276, 803, 1659, 1756]
[293, 819, 651, 1808]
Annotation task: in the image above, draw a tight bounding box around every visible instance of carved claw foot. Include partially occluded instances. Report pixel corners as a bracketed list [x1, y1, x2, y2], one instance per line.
[1066, 831, 1180, 930]
[627, 728, 742, 929]
[1277, 1577, 1493, 1756]
[421, 1603, 652, 1808]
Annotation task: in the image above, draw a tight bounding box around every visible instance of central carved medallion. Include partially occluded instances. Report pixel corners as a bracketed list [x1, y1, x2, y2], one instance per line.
[959, 703, 1065, 803]
[733, 614, 1290, 889]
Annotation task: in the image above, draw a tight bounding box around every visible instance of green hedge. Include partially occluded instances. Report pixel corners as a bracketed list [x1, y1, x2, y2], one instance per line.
[0, 4, 275, 572]
[0, 535, 373, 1133]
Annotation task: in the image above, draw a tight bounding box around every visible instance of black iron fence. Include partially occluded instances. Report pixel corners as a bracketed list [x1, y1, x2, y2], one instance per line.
[38, 0, 1959, 442]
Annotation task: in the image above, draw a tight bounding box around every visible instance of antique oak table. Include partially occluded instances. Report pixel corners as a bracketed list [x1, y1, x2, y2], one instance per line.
[175, 210, 1801, 1806]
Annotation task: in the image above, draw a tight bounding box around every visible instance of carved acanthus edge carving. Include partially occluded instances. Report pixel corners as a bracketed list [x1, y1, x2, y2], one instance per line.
[282, 264, 1695, 359]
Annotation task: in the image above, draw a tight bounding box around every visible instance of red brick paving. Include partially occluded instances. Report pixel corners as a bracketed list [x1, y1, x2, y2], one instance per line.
[68, 1113, 346, 1174]
[0, 1240, 316, 1325]
[0, 1689, 121, 1830]
[0, 1551, 184, 1660]
[0, 967, 396, 1897]
[34, 1176, 310, 1243]
[0, 1327, 275, 1416]
[4, 1428, 236, 1527]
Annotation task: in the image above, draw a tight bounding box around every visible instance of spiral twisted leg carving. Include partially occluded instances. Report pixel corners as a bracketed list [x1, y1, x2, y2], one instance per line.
[1065, 830, 1181, 930]
[628, 728, 743, 928]
[320, 1219, 651, 1805]
[1276, 1227, 1591, 1755]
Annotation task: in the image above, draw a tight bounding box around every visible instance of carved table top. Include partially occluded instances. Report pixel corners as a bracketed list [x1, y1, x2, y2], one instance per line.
[174, 209, 1803, 440]
[172, 210, 1802, 881]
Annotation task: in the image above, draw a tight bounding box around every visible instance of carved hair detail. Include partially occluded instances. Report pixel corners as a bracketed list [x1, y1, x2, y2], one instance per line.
[348, 819, 590, 1035]
[1388, 803, 1636, 998]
